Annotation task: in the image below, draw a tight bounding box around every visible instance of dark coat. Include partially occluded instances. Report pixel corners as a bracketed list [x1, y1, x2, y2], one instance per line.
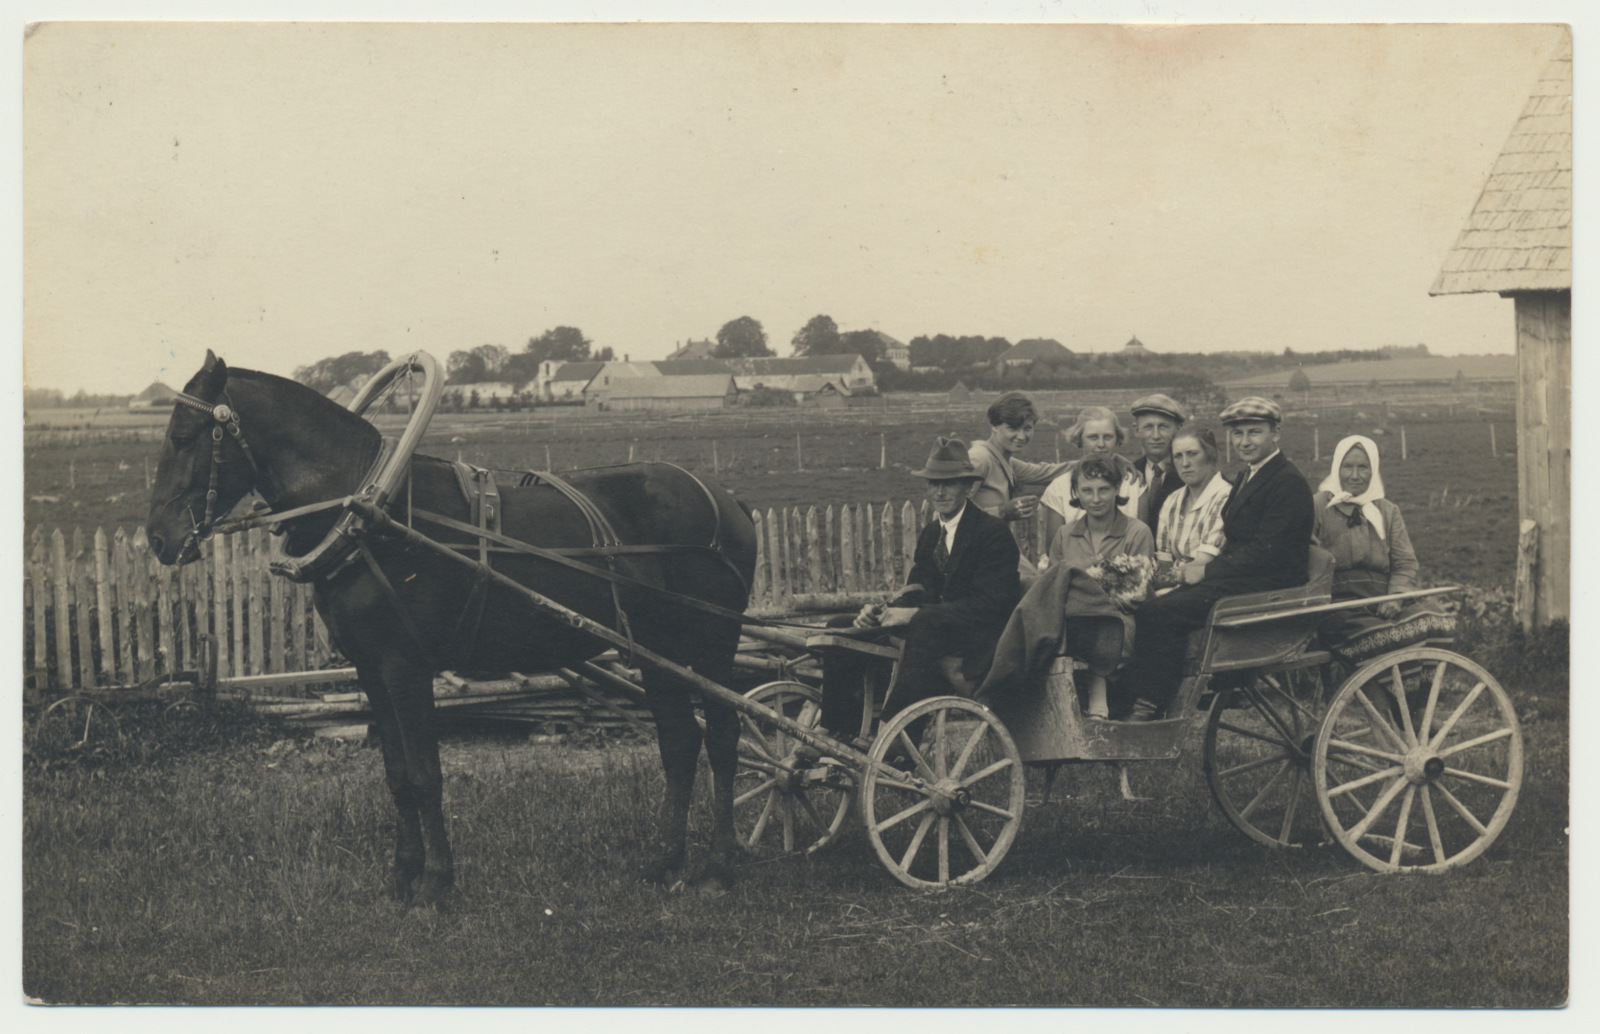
[895, 503, 1021, 634]
[1132, 455, 1185, 540]
[1203, 451, 1315, 592]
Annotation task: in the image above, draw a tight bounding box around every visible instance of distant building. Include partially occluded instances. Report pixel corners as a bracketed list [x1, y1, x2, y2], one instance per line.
[666, 338, 718, 360]
[869, 331, 909, 370]
[721, 354, 876, 400]
[539, 361, 605, 402]
[591, 373, 738, 412]
[998, 339, 1072, 367]
[128, 380, 178, 408]
[1122, 335, 1150, 356]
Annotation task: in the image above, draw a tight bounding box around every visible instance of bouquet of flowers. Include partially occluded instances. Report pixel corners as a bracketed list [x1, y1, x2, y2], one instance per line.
[1084, 553, 1155, 611]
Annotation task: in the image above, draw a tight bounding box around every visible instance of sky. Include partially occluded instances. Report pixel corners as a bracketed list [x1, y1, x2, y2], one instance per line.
[17, 10, 1571, 396]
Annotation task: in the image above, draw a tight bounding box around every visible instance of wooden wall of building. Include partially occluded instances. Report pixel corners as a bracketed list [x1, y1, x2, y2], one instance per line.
[1514, 291, 1570, 627]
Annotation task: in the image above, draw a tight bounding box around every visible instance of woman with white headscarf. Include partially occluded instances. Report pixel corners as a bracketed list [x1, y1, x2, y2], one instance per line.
[1313, 434, 1441, 651]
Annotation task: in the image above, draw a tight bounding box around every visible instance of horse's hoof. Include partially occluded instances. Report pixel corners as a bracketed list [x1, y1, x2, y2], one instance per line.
[414, 872, 455, 910]
[641, 843, 686, 885]
[388, 873, 417, 903]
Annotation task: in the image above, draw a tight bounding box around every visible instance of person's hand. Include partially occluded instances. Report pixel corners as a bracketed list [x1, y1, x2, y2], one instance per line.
[1181, 560, 1208, 585]
[853, 603, 884, 629]
[1376, 600, 1403, 620]
[1008, 495, 1040, 521]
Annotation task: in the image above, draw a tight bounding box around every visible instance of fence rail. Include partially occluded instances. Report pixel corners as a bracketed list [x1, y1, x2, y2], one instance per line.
[23, 502, 1047, 694]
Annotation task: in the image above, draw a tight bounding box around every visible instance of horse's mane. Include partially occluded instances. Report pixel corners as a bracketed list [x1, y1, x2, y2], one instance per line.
[229, 366, 383, 443]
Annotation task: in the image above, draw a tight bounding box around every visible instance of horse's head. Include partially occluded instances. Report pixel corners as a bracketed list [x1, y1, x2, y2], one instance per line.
[147, 350, 262, 565]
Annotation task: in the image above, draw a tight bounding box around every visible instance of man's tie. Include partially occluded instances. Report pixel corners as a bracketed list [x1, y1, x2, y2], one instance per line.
[935, 529, 950, 573]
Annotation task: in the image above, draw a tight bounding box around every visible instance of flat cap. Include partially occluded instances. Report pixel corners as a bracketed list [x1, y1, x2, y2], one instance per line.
[1128, 393, 1188, 424]
[1219, 396, 1283, 425]
[911, 436, 983, 480]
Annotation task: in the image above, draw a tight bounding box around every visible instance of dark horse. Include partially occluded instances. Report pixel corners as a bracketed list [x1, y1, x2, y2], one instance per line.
[147, 352, 757, 905]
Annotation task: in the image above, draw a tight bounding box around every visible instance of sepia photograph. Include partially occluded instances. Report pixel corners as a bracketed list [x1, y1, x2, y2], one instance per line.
[14, 0, 1577, 1014]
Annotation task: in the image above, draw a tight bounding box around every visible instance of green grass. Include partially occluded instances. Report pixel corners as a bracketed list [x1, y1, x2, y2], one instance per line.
[23, 678, 1567, 1007]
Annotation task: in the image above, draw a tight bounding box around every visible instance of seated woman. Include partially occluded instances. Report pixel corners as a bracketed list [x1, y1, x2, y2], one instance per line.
[1047, 457, 1155, 717]
[1151, 427, 1231, 594]
[1039, 405, 1137, 549]
[1313, 434, 1449, 657]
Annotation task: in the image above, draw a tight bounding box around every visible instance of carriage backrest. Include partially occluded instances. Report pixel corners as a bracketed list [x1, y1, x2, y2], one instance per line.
[1195, 545, 1335, 673]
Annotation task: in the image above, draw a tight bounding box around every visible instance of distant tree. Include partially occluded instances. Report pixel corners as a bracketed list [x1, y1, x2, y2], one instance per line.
[714, 316, 773, 358]
[839, 329, 887, 364]
[446, 350, 488, 385]
[473, 344, 510, 379]
[525, 326, 594, 365]
[1288, 368, 1311, 395]
[791, 314, 841, 357]
[293, 350, 392, 394]
[593, 345, 616, 362]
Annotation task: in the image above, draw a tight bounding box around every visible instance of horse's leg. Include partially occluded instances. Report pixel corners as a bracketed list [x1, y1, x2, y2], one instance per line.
[359, 667, 426, 901]
[377, 656, 455, 906]
[640, 666, 701, 883]
[693, 620, 744, 890]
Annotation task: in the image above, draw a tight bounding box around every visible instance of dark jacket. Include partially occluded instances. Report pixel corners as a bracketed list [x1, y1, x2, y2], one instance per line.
[1132, 455, 1185, 541]
[1203, 451, 1315, 592]
[896, 503, 1021, 633]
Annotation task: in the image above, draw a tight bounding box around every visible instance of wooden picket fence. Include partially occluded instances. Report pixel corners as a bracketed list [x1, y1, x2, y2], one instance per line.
[23, 502, 1047, 694]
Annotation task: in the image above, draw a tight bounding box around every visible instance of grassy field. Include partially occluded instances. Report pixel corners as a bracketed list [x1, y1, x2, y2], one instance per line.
[26, 397, 1521, 589]
[21, 613, 1569, 1008]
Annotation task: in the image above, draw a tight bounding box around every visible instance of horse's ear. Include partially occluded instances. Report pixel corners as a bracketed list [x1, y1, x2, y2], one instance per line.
[191, 349, 227, 398]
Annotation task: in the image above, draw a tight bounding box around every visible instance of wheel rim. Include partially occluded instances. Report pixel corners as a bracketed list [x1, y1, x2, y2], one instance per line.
[732, 681, 854, 856]
[1313, 648, 1523, 873]
[860, 696, 1026, 889]
[32, 694, 121, 754]
[1204, 666, 1329, 850]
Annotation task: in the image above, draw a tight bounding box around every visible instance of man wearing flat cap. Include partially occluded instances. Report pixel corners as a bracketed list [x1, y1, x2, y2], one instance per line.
[818, 437, 1022, 736]
[1126, 394, 1189, 541]
[1119, 396, 1314, 718]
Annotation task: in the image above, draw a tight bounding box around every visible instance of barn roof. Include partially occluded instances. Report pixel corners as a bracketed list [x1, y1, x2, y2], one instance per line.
[1432, 32, 1571, 296]
[652, 359, 732, 376]
[130, 380, 178, 404]
[724, 354, 863, 376]
[549, 361, 604, 383]
[603, 374, 735, 400]
[666, 338, 717, 360]
[1001, 338, 1072, 362]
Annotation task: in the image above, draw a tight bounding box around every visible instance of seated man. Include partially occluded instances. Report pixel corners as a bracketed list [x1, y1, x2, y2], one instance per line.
[817, 436, 1022, 739]
[1117, 397, 1314, 719]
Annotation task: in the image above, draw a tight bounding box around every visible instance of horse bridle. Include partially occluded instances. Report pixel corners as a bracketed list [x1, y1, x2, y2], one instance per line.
[170, 389, 263, 557]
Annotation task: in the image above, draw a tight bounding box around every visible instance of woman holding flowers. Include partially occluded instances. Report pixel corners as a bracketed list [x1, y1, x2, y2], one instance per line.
[1048, 457, 1154, 717]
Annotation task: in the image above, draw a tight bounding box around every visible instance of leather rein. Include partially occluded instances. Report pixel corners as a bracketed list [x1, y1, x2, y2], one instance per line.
[169, 390, 268, 562]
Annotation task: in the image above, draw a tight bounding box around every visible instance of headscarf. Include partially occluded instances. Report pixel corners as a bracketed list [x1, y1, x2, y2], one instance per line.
[1318, 435, 1388, 540]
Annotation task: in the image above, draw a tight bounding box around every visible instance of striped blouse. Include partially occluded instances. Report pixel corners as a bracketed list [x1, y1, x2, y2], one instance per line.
[1154, 471, 1231, 567]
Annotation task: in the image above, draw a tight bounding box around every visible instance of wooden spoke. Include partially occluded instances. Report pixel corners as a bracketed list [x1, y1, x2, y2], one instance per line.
[1420, 785, 1446, 864]
[873, 796, 934, 834]
[1436, 727, 1515, 759]
[861, 696, 1025, 889]
[732, 681, 853, 858]
[1389, 786, 1417, 867]
[1240, 761, 1292, 820]
[1204, 666, 1329, 851]
[1315, 648, 1521, 873]
[734, 777, 780, 808]
[898, 812, 937, 871]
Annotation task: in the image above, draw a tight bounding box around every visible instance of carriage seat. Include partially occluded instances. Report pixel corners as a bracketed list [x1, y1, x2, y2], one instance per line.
[1182, 545, 1335, 674]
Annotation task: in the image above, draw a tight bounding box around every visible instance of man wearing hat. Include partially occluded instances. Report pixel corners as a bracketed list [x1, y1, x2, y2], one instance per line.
[1119, 397, 1315, 718]
[817, 437, 1022, 737]
[1126, 394, 1189, 541]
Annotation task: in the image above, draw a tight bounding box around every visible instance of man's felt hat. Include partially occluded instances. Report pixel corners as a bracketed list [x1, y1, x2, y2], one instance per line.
[911, 436, 982, 480]
[1219, 396, 1284, 426]
[1128, 393, 1189, 424]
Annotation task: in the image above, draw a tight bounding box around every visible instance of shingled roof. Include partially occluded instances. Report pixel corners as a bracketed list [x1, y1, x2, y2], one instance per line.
[1432, 32, 1571, 296]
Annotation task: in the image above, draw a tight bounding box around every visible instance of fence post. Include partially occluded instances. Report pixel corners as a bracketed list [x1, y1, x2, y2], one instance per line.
[838, 505, 856, 593]
[751, 513, 768, 606]
[94, 528, 114, 684]
[51, 529, 74, 687]
[114, 528, 135, 682]
[1490, 424, 1498, 457]
[900, 502, 918, 582]
[766, 509, 785, 605]
[879, 502, 895, 592]
[1401, 426, 1408, 461]
[1515, 519, 1539, 633]
[132, 527, 156, 682]
[212, 533, 230, 680]
[73, 528, 95, 687]
[30, 532, 48, 683]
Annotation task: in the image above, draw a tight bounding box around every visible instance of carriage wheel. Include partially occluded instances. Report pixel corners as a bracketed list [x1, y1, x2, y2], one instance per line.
[859, 696, 1025, 890]
[732, 681, 854, 857]
[1203, 664, 1331, 850]
[31, 694, 123, 755]
[1312, 647, 1522, 873]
